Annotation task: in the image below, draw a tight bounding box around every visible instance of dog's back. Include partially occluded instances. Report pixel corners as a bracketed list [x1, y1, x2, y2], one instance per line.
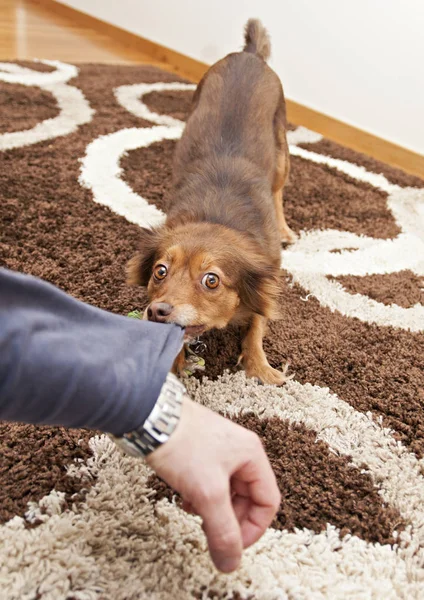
[168, 21, 287, 262]
[173, 21, 285, 187]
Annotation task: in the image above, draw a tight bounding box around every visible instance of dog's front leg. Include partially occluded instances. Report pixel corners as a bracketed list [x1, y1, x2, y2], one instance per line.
[240, 315, 290, 386]
[172, 347, 188, 377]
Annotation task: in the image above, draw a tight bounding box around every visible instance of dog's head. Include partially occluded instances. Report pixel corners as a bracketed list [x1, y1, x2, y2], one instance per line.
[127, 223, 280, 337]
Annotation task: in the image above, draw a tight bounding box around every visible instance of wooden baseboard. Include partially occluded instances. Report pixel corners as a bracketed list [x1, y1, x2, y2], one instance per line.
[32, 0, 424, 178]
[286, 101, 424, 179]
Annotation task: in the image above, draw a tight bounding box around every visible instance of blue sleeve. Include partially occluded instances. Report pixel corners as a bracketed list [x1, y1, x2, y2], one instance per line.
[0, 268, 184, 436]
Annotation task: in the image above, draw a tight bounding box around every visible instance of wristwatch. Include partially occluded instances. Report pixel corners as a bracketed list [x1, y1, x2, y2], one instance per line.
[109, 372, 186, 459]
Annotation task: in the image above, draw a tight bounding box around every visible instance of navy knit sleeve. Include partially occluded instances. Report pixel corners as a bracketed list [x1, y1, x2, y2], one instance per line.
[0, 268, 184, 435]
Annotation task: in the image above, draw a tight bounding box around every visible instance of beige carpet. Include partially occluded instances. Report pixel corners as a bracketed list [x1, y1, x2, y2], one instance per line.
[1, 60, 424, 599]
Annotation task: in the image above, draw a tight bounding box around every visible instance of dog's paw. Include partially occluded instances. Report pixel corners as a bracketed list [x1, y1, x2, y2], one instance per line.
[172, 347, 206, 378]
[240, 356, 293, 386]
[280, 227, 298, 245]
[182, 354, 206, 377]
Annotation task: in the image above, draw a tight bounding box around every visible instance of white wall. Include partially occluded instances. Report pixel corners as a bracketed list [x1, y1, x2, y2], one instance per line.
[59, 0, 424, 154]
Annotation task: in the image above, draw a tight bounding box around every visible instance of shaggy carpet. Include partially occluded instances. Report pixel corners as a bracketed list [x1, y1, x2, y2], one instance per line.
[0, 60, 424, 600]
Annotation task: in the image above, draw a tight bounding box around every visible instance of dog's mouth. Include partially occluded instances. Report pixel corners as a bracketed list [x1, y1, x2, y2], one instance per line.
[183, 324, 206, 339]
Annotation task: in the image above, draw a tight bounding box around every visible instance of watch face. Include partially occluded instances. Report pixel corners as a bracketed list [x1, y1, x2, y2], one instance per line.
[110, 434, 145, 458]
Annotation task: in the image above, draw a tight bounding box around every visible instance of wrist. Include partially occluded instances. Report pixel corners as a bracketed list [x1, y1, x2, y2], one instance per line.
[110, 372, 187, 459]
[146, 393, 191, 466]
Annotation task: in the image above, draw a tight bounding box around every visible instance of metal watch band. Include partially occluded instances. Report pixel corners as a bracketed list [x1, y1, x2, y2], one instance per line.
[110, 372, 186, 458]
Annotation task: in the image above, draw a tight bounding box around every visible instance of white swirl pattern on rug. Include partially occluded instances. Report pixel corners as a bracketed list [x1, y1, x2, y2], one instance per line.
[115, 81, 197, 127]
[284, 147, 424, 332]
[79, 126, 180, 228]
[79, 82, 194, 227]
[0, 60, 94, 151]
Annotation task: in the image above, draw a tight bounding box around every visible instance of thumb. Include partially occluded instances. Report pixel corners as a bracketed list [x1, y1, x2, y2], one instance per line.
[195, 484, 243, 573]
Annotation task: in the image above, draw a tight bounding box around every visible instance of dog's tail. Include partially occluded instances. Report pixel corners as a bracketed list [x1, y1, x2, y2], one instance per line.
[243, 18, 271, 61]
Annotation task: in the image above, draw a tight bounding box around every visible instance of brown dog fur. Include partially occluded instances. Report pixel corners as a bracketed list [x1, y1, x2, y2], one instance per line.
[127, 19, 295, 385]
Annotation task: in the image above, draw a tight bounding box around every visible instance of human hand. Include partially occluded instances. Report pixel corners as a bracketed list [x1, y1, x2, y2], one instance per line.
[146, 396, 281, 573]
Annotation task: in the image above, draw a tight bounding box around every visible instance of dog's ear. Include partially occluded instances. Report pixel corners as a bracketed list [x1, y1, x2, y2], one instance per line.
[126, 227, 163, 286]
[238, 261, 280, 319]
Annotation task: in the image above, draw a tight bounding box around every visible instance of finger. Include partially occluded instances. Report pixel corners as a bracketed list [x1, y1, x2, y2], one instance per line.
[232, 493, 275, 548]
[239, 503, 277, 548]
[182, 499, 196, 515]
[231, 478, 250, 498]
[235, 445, 281, 548]
[194, 481, 243, 573]
[232, 494, 251, 523]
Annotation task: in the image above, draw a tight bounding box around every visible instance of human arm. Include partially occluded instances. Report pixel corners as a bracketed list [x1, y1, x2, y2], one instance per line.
[0, 268, 184, 434]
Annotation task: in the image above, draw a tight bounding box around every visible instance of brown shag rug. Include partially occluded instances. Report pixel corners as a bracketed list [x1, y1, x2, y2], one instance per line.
[1, 60, 424, 600]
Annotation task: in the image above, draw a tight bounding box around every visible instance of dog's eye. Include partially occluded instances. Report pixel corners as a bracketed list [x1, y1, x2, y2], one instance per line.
[202, 273, 220, 289]
[153, 264, 168, 281]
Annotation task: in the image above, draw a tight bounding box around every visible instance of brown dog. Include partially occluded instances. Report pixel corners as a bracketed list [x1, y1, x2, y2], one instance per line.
[127, 19, 295, 385]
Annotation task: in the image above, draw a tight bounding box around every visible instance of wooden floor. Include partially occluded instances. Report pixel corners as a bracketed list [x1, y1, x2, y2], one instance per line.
[0, 0, 170, 66]
[1, 0, 423, 177]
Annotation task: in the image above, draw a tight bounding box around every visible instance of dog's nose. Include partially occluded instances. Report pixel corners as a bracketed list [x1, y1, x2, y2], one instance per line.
[147, 302, 173, 323]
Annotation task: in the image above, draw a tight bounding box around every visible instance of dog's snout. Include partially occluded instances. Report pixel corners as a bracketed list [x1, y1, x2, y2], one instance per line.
[147, 302, 173, 323]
